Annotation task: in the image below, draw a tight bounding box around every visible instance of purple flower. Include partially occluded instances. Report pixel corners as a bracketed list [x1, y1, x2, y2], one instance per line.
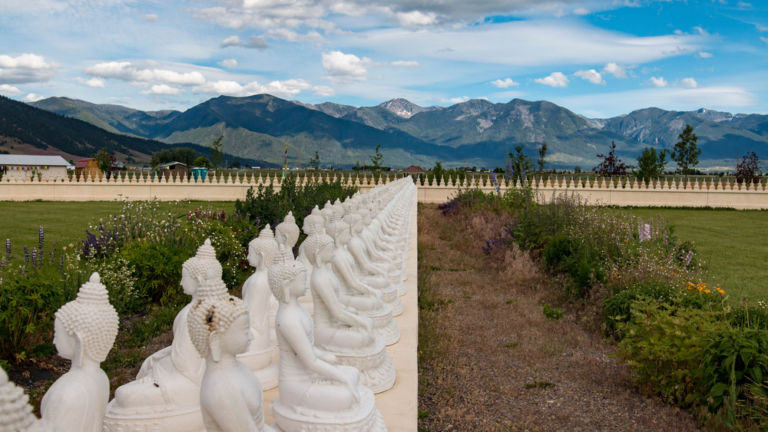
[5, 238, 10, 261]
[24, 246, 29, 265]
[490, 171, 500, 194]
[38, 226, 44, 251]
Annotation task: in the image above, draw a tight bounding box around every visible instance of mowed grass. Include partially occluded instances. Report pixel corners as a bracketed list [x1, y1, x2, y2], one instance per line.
[0, 201, 237, 254]
[614, 208, 768, 301]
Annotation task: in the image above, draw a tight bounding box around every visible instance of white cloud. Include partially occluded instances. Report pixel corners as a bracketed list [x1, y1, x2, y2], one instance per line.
[391, 60, 420, 67]
[194, 78, 312, 99]
[142, 13, 158, 22]
[693, 26, 709, 36]
[24, 93, 44, 102]
[574, 69, 604, 84]
[75, 77, 106, 88]
[698, 51, 713, 58]
[0, 84, 21, 95]
[142, 84, 182, 95]
[535, 71, 569, 87]
[0, 53, 56, 83]
[322, 51, 371, 82]
[313, 85, 335, 97]
[650, 76, 668, 87]
[395, 10, 437, 27]
[761, 36, 768, 44]
[756, 24, 768, 32]
[603, 62, 627, 78]
[680, 77, 698, 88]
[219, 59, 238, 69]
[573, 7, 590, 15]
[266, 29, 324, 43]
[85, 61, 206, 86]
[441, 96, 469, 104]
[491, 78, 519, 88]
[221, 35, 242, 47]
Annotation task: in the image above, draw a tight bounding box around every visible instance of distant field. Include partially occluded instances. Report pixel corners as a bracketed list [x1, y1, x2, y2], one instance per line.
[614, 208, 768, 301]
[0, 201, 236, 255]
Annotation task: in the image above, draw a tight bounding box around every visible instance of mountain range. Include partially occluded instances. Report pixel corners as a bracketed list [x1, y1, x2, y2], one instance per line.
[7, 94, 767, 170]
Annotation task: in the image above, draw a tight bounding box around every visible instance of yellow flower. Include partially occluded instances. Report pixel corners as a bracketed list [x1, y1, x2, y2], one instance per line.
[703, 289, 711, 293]
[717, 287, 725, 295]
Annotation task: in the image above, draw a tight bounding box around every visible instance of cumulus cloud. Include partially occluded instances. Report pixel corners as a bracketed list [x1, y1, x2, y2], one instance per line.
[395, 10, 437, 27]
[266, 29, 324, 43]
[391, 60, 419, 67]
[491, 78, 519, 88]
[322, 51, 371, 82]
[442, 96, 469, 104]
[142, 84, 182, 95]
[573, 7, 590, 15]
[142, 13, 158, 22]
[221, 35, 242, 47]
[535, 71, 569, 87]
[0, 53, 56, 83]
[75, 77, 106, 88]
[313, 85, 335, 97]
[220, 35, 269, 49]
[0, 84, 21, 95]
[24, 93, 44, 102]
[219, 59, 238, 69]
[194, 78, 311, 98]
[603, 62, 627, 78]
[698, 51, 712, 58]
[649, 76, 668, 87]
[680, 77, 698, 88]
[574, 69, 605, 84]
[85, 61, 206, 86]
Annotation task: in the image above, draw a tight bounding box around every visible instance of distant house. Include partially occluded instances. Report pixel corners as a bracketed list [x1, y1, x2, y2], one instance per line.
[400, 165, 425, 177]
[156, 161, 189, 179]
[75, 158, 101, 180]
[0, 155, 70, 180]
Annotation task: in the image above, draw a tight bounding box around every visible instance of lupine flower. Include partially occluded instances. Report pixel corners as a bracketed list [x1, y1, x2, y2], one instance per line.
[684, 250, 694, 266]
[5, 238, 9, 260]
[24, 246, 29, 265]
[31, 248, 37, 268]
[38, 226, 44, 251]
[0, 259, 5, 268]
[489, 171, 500, 194]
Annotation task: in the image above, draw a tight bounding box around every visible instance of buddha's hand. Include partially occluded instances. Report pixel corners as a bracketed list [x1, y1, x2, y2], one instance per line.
[344, 378, 360, 404]
[319, 350, 338, 364]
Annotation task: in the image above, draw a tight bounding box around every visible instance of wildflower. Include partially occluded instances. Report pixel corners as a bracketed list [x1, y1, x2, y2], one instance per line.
[703, 289, 711, 293]
[716, 287, 725, 295]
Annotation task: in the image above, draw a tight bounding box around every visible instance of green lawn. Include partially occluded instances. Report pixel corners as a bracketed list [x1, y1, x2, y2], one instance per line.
[0, 201, 236, 256]
[614, 208, 768, 301]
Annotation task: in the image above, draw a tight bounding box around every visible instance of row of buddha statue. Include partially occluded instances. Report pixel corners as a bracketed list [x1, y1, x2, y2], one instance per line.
[0, 177, 416, 432]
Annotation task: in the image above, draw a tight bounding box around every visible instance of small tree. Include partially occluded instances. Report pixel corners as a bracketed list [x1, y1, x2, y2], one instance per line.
[210, 135, 224, 169]
[735, 152, 762, 184]
[671, 124, 701, 175]
[594, 141, 630, 176]
[309, 151, 320, 170]
[432, 161, 444, 184]
[635, 147, 667, 181]
[508, 145, 533, 181]
[94, 147, 115, 179]
[537, 141, 548, 173]
[369, 144, 383, 172]
[193, 156, 211, 168]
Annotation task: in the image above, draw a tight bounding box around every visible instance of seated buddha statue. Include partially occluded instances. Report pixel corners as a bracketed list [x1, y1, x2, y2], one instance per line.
[104, 239, 221, 431]
[1, 366, 57, 432]
[268, 245, 387, 431]
[41, 272, 119, 432]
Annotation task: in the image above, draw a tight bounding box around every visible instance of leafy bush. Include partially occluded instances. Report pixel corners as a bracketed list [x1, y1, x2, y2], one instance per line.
[543, 233, 603, 296]
[119, 240, 192, 307]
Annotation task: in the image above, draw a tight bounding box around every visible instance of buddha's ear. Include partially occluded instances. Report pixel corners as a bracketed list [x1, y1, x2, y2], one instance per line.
[73, 331, 85, 368]
[209, 331, 222, 362]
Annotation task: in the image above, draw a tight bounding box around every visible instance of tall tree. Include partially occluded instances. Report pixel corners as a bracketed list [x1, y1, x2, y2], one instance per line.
[210, 135, 224, 169]
[508, 145, 533, 181]
[635, 147, 667, 181]
[671, 124, 701, 175]
[369, 144, 383, 172]
[309, 151, 320, 170]
[94, 147, 115, 178]
[735, 152, 762, 184]
[537, 141, 548, 173]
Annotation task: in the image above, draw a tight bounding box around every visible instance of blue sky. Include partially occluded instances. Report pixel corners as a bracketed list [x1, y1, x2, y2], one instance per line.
[0, 0, 766, 117]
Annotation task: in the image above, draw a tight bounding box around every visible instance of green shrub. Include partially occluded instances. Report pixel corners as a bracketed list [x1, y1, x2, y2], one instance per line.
[542, 233, 603, 297]
[86, 256, 141, 315]
[119, 240, 192, 307]
[617, 298, 719, 405]
[728, 305, 768, 330]
[542, 304, 564, 320]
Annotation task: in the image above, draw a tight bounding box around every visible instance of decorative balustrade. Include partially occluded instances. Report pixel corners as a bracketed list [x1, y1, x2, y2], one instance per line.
[1, 172, 766, 209]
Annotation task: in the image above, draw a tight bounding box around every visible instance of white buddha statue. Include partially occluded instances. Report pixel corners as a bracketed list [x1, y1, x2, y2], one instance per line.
[0, 366, 57, 432]
[304, 233, 396, 393]
[187, 287, 274, 432]
[238, 225, 279, 390]
[268, 245, 386, 431]
[104, 239, 221, 431]
[41, 272, 119, 432]
[331, 220, 400, 345]
[275, 211, 313, 312]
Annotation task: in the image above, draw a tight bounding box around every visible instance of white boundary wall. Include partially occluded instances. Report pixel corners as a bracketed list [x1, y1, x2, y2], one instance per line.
[1, 173, 767, 209]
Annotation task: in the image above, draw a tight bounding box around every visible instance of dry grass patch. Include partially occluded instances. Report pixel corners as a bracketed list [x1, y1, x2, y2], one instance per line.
[418, 204, 698, 431]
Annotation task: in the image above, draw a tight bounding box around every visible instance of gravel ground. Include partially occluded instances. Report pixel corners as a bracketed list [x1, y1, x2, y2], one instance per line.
[418, 204, 699, 432]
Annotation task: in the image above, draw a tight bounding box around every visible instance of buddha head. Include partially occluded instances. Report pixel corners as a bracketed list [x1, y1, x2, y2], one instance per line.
[268, 245, 307, 303]
[302, 233, 334, 267]
[248, 225, 278, 270]
[302, 211, 325, 237]
[343, 213, 362, 235]
[54, 273, 119, 367]
[332, 220, 351, 246]
[275, 212, 299, 249]
[188, 295, 249, 361]
[181, 239, 222, 297]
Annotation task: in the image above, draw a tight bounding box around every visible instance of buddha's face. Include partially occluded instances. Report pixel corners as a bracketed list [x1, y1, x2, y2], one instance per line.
[317, 242, 334, 265]
[53, 319, 76, 360]
[288, 270, 307, 298]
[180, 267, 198, 296]
[219, 314, 250, 356]
[247, 247, 263, 268]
